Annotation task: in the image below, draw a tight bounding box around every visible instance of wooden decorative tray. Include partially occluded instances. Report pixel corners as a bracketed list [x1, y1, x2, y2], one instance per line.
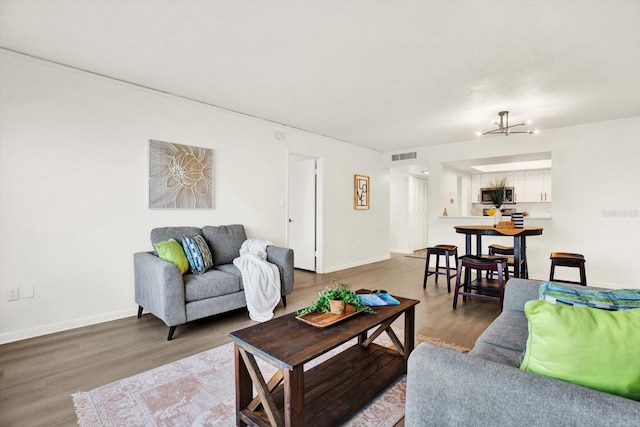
[296, 309, 362, 328]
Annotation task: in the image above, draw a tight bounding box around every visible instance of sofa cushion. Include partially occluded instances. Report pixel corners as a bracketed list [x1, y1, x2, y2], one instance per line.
[521, 299, 640, 401]
[153, 238, 189, 274]
[214, 264, 244, 289]
[474, 310, 529, 352]
[182, 234, 214, 275]
[183, 269, 241, 302]
[202, 224, 247, 266]
[539, 281, 640, 310]
[151, 226, 202, 253]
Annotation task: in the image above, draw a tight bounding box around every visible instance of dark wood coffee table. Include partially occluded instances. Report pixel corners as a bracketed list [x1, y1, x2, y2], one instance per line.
[229, 290, 419, 427]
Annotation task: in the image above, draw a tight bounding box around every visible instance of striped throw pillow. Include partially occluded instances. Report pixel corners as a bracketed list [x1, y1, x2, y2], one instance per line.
[539, 281, 640, 310]
[182, 234, 214, 275]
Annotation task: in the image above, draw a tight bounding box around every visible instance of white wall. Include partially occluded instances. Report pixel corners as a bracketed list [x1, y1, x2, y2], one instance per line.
[440, 167, 459, 216]
[386, 117, 640, 288]
[0, 52, 390, 343]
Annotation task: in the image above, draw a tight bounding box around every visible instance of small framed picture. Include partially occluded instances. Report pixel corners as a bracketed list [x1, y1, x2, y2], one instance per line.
[354, 174, 370, 210]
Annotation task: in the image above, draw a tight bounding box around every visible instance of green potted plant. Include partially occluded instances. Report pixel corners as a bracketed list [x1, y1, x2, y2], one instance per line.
[296, 278, 375, 316]
[487, 177, 508, 225]
[487, 177, 508, 209]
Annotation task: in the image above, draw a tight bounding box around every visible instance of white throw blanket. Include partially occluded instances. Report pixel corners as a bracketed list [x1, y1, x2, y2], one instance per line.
[233, 239, 281, 322]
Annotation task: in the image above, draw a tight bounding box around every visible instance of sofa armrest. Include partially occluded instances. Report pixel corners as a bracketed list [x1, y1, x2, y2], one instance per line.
[133, 252, 187, 327]
[266, 246, 294, 296]
[406, 343, 640, 426]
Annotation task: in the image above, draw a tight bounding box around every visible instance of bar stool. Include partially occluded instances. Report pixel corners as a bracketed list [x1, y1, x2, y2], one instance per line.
[486, 244, 528, 279]
[423, 245, 458, 292]
[549, 252, 587, 286]
[453, 255, 509, 311]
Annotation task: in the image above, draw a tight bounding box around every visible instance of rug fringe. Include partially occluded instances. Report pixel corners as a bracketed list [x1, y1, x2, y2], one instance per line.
[72, 392, 101, 426]
[416, 334, 470, 354]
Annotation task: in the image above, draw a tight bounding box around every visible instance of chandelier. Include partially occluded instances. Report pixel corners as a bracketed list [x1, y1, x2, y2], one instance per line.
[476, 111, 538, 136]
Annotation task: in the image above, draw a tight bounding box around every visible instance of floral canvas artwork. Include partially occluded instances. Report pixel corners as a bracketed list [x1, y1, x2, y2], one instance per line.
[149, 140, 214, 209]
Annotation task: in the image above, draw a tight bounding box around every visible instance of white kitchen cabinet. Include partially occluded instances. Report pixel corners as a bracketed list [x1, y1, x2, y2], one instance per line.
[480, 173, 494, 188]
[471, 169, 551, 207]
[513, 171, 525, 202]
[482, 173, 513, 188]
[543, 169, 552, 202]
[522, 170, 552, 202]
[523, 170, 542, 202]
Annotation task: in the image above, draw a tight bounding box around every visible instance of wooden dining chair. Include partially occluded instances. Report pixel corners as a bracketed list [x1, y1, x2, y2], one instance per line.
[423, 245, 458, 292]
[453, 255, 509, 311]
[549, 252, 587, 286]
[486, 244, 528, 279]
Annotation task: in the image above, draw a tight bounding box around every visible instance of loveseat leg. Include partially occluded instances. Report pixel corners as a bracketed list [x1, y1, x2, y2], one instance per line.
[282, 295, 287, 307]
[137, 306, 143, 318]
[167, 326, 177, 341]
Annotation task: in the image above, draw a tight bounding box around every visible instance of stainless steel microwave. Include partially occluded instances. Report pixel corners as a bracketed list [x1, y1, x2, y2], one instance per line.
[480, 187, 515, 205]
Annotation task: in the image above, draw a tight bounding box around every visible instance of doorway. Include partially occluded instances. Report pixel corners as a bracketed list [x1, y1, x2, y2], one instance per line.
[409, 176, 429, 251]
[288, 154, 317, 271]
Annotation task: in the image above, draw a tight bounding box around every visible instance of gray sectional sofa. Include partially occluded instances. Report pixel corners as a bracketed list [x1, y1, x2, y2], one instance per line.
[134, 224, 294, 340]
[406, 278, 640, 426]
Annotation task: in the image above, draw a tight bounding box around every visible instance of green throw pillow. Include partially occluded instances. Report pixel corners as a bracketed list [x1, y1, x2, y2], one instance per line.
[520, 300, 640, 401]
[154, 238, 189, 274]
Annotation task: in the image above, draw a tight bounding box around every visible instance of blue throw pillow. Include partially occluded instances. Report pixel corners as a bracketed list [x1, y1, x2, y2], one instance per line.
[182, 234, 214, 275]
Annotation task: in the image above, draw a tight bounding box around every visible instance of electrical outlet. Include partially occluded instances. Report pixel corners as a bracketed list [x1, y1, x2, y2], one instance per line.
[7, 287, 20, 302]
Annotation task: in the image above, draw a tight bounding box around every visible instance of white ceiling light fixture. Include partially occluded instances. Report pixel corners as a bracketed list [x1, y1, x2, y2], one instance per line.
[476, 111, 538, 136]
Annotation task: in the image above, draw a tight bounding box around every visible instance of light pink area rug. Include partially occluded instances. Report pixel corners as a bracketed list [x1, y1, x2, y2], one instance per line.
[73, 333, 467, 426]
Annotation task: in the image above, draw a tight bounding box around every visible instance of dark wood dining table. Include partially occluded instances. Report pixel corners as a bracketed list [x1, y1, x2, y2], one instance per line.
[454, 225, 544, 279]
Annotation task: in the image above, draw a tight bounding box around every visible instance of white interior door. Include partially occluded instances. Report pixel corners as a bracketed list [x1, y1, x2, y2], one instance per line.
[288, 155, 316, 271]
[409, 176, 429, 251]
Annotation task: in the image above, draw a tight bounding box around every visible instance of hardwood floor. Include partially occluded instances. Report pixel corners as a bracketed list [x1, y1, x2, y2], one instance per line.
[0, 253, 501, 426]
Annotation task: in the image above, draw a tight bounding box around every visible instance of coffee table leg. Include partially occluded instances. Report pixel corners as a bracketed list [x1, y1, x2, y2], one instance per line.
[357, 331, 368, 345]
[404, 306, 415, 361]
[284, 365, 304, 427]
[234, 344, 252, 427]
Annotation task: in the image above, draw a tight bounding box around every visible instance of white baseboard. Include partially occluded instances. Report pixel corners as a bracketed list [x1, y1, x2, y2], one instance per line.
[323, 255, 391, 274]
[0, 308, 135, 345]
[390, 248, 413, 254]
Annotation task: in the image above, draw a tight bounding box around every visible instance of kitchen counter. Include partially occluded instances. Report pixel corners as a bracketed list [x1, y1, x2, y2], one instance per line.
[438, 216, 552, 220]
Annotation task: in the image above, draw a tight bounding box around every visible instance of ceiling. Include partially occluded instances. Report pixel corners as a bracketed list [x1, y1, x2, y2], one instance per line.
[1, 0, 639, 153]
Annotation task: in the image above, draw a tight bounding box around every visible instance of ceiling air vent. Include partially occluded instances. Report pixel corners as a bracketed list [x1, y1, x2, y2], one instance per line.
[391, 152, 417, 161]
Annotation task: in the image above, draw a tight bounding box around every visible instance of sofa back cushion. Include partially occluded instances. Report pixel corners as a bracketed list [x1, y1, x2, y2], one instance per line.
[151, 226, 203, 253]
[202, 224, 247, 266]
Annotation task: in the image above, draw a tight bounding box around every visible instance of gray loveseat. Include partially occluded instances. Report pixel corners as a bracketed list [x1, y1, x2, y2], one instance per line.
[134, 224, 294, 340]
[406, 278, 640, 426]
